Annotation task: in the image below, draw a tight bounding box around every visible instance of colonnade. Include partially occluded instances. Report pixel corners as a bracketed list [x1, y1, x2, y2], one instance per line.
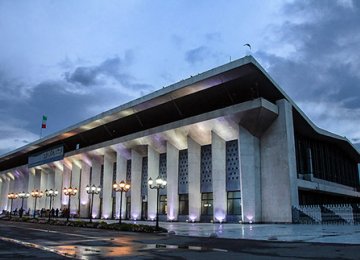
[0, 99, 298, 223]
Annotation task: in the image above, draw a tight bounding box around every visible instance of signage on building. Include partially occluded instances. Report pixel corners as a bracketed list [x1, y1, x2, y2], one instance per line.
[28, 145, 64, 168]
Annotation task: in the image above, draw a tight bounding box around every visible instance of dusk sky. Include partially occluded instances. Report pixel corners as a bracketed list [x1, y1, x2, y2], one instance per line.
[0, 0, 359, 155]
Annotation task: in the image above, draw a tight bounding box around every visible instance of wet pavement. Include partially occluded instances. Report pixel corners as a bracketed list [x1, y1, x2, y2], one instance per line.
[108, 219, 360, 244]
[0, 220, 359, 259]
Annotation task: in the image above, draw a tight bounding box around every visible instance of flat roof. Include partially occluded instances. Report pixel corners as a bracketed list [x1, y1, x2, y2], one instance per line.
[0, 55, 359, 171]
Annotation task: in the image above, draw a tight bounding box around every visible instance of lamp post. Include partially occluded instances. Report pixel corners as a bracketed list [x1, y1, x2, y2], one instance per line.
[63, 187, 77, 222]
[113, 181, 131, 224]
[148, 176, 167, 230]
[18, 191, 30, 218]
[45, 189, 58, 222]
[31, 190, 43, 218]
[85, 184, 101, 223]
[7, 193, 18, 218]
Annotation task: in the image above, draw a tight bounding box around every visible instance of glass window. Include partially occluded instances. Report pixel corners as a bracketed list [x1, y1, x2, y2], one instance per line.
[201, 193, 213, 215]
[227, 191, 241, 215]
[159, 195, 167, 214]
[179, 194, 189, 215]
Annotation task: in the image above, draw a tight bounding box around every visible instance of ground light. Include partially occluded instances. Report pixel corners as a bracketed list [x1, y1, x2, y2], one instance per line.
[113, 181, 130, 224]
[7, 192, 18, 218]
[31, 190, 43, 218]
[148, 176, 167, 231]
[85, 184, 101, 223]
[17, 191, 30, 217]
[45, 189, 58, 222]
[63, 187, 78, 222]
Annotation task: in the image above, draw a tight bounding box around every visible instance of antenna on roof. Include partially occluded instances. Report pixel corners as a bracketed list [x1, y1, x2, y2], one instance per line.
[244, 43, 252, 57]
[243, 43, 251, 50]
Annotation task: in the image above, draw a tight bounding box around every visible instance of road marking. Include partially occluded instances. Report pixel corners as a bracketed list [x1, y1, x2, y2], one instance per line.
[0, 236, 77, 259]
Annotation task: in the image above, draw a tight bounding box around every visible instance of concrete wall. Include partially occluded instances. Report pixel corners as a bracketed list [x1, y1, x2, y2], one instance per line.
[103, 151, 116, 219]
[239, 126, 261, 223]
[260, 99, 298, 223]
[166, 142, 179, 221]
[130, 150, 142, 220]
[147, 146, 159, 220]
[115, 152, 128, 219]
[211, 132, 227, 222]
[188, 136, 201, 222]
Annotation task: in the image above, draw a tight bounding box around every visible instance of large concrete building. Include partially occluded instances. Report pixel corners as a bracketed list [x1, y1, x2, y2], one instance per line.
[0, 56, 359, 223]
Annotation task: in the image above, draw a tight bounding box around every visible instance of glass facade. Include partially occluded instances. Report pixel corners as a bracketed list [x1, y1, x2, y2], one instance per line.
[159, 195, 167, 214]
[201, 193, 213, 215]
[179, 194, 188, 215]
[295, 134, 358, 187]
[227, 191, 241, 215]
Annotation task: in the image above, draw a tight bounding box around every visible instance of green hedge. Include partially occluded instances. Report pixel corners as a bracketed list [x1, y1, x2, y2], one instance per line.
[4, 217, 167, 233]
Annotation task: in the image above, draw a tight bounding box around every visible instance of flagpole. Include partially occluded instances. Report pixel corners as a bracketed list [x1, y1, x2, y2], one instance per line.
[40, 115, 47, 139]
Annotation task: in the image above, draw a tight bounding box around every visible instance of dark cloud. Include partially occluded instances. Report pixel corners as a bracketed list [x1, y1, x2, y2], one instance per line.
[185, 46, 210, 65]
[64, 56, 129, 86]
[258, 1, 360, 109]
[0, 53, 154, 155]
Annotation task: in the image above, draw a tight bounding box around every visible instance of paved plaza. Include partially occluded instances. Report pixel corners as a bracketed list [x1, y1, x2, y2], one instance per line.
[0, 220, 360, 259]
[109, 220, 360, 244]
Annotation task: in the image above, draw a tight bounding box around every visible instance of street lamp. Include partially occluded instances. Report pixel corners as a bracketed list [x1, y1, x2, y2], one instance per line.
[18, 191, 30, 218]
[148, 176, 167, 230]
[85, 184, 101, 223]
[113, 181, 131, 224]
[7, 193, 18, 218]
[31, 190, 43, 218]
[45, 189, 58, 222]
[63, 187, 78, 222]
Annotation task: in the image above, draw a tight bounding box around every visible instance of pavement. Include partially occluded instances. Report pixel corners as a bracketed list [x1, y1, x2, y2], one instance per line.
[0, 219, 359, 259]
[105, 219, 360, 244]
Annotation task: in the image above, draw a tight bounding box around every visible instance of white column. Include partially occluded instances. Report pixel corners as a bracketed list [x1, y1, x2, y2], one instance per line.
[62, 164, 71, 207]
[166, 142, 179, 221]
[20, 169, 30, 210]
[261, 99, 298, 223]
[130, 150, 142, 220]
[0, 181, 2, 211]
[80, 161, 91, 217]
[91, 157, 102, 218]
[147, 146, 159, 220]
[212, 131, 227, 222]
[71, 161, 81, 215]
[54, 166, 63, 210]
[239, 126, 261, 223]
[47, 167, 55, 189]
[7, 179, 15, 211]
[39, 168, 48, 209]
[32, 169, 42, 215]
[102, 151, 115, 219]
[116, 152, 127, 219]
[27, 168, 35, 212]
[0, 180, 9, 211]
[188, 136, 201, 222]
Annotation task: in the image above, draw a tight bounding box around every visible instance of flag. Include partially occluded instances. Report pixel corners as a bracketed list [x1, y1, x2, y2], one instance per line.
[42, 115, 47, 129]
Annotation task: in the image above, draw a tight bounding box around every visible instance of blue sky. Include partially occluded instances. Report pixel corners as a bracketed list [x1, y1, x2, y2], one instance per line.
[0, 0, 359, 155]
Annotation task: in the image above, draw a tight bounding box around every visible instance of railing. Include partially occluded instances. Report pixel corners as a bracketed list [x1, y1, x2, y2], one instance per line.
[293, 204, 360, 224]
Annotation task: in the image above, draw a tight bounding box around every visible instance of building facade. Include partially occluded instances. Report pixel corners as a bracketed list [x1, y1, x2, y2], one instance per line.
[0, 56, 359, 223]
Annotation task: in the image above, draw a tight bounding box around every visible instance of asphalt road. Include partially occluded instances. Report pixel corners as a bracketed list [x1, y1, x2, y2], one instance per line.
[0, 220, 359, 259]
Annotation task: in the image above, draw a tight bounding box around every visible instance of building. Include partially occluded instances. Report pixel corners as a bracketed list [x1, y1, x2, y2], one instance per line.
[0, 56, 359, 223]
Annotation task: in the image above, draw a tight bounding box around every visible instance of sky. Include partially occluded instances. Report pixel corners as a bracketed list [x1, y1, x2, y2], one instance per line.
[0, 0, 359, 156]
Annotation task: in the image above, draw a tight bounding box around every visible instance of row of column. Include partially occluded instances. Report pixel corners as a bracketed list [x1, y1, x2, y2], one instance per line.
[0, 99, 298, 223]
[0, 131, 228, 222]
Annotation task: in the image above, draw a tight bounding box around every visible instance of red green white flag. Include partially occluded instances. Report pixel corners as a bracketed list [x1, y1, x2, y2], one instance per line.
[42, 115, 47, 129]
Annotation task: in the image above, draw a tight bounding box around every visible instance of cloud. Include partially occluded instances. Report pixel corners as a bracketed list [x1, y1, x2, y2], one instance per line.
[185, 46, 210, 65]
[257, 0, 360, 141]
[0, 123, 38, 155]
[0, 52, 155, 155]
